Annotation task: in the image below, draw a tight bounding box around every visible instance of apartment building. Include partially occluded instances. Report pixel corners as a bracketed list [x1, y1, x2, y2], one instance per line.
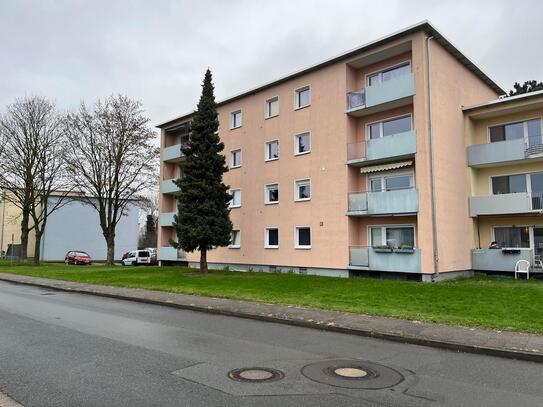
[157, 21, 504, 281]
[466, 90, 543, 272]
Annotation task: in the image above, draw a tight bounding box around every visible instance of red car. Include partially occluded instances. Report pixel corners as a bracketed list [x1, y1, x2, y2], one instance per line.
[65, 251, 92, 265]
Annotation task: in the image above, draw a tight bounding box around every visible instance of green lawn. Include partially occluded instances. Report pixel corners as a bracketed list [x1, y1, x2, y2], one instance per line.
[1, 261, 542, 334]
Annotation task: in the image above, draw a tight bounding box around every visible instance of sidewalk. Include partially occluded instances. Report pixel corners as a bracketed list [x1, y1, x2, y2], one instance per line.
[0, 272, 542, 363]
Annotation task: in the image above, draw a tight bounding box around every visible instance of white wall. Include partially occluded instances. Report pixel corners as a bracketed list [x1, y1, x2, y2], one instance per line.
[41, 197, 139, 261]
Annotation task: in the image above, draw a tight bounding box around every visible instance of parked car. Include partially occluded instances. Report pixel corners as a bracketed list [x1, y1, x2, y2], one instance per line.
[146, 248, 158, 265]
[65, 251, 92, 265]
[122, 250, 151, 266]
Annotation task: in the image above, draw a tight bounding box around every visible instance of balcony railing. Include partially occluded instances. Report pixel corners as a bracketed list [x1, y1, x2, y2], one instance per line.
[469, 192, 543, 216]
[160, 212, 176, 227]
[472, 248, 533, 272]
[346, 131, 417, 165]
[160, 246, 186, 261]
[349, 246, 421, 273]
[162, 179, 181, 194]
[347, 187, 419, 216]
[346, 73, 415, 116]
[467, 134, 543, 167]
[163, 142, 187, 162]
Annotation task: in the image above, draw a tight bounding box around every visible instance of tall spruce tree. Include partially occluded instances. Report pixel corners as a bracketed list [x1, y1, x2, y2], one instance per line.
[172, 69, 232, 273]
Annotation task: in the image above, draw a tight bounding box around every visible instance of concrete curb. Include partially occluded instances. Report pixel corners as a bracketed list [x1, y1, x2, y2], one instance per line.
[1, 275, 542, 364]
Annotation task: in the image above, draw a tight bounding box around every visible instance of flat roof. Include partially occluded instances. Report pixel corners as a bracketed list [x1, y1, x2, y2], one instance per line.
[158, 20, 505, 129]
[462, 89, 543, 112]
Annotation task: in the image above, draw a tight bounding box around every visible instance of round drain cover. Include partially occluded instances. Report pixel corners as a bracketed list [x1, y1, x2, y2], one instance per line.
[302, 359, 404, 389]
[228, 367, 284, 383]
[334, 367, 368, 378]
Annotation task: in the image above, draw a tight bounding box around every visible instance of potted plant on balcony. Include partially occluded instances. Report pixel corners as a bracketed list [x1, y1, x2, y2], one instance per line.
[373, 245, 393, 253]
[394, 245, 415, 254]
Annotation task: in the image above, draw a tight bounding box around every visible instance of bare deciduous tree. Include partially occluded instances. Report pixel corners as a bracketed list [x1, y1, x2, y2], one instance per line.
[0, 96, 71, 263]
[64, 95, 158, 265]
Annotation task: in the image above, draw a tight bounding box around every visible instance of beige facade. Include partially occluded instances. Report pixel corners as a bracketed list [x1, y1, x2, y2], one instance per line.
[464, 91, 543, 272]
[158, 21, 506, 280]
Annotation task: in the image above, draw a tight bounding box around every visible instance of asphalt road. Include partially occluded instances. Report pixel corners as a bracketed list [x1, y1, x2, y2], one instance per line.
[0, 281, 542, 407]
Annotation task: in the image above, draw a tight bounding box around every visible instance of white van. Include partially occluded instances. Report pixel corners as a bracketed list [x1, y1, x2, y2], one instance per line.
[122, 250, 151, 266]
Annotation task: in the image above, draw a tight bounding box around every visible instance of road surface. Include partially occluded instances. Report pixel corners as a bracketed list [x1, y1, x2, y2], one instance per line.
[0, 281, 541, 406]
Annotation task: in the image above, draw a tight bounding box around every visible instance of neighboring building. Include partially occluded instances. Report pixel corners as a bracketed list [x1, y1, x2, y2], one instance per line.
[465, 90, 543, 273]
[0, 194, 139, 261]
[157, 21, 506, 281]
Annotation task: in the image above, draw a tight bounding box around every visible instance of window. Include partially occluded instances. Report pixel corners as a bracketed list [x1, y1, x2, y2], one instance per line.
[493, 227, 530, 248]
[294, 132, 311, 155]
[295, 86, 310, 109]
[230, 110, 242, 129]
[489, 119, 541, 144]
[370, 226, 415, 248]
[491, 174, 527, 195]
[368, 115, 412, 139]
[265, 228, 279, 248]
[367, 62, 411, 86]
[369, 171, 414, 192]
[265, 97, 279, 118]
[229, 189, 241, 208]
[265, 140, 279, 161]
[295, 179, 311, 201]
[295, 227, 311, 249]
[265, 184, 279, 204]
[230, 230, 241, 248]
[230, 149, 242, 168]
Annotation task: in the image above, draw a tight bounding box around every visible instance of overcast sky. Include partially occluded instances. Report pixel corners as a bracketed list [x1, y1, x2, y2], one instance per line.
[1, 0, 542, 129]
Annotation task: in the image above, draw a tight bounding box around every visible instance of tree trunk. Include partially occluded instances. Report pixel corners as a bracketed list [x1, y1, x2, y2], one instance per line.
[200, 248, 208, 274]
[19, 211, 30, 262]
[106, 236, 115, 266]
[33, 230, 43, 266]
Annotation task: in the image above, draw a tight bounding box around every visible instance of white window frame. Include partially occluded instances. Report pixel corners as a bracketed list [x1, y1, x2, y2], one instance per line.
[294, 85, 311, 110]
[229, 189, 241, 208]
[229, 229, 241, 248]
[368, 170, 414, 192]
[295, 226, 312, 249]
[265, 227, 279, 249]
[230, 149, 242, 168]
[265, 96, 279, 119]
[265, 139, 280, 161]
[365, 60, 411, 87]
[294, 131, 311, 156]
[294, 178, 311, 201]
[486, 117, 543, 144]
[230, 110, 242, 129]
[366, 114, 413, 140]
[368, 224, 417, 248]
[491, 225, 533, 250]
[264, 183, 279, 205]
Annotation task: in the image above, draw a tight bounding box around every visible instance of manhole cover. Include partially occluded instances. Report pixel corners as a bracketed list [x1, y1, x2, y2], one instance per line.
[302, 359, 404, 389]
[228, 367, 284, 383]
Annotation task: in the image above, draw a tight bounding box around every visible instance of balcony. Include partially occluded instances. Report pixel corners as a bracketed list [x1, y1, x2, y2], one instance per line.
[160, 246, 186, 262]
[472, 248, 533, 272]
[163, 143, 186, 163]
[469, 192, 543, 217]
[467, 135, 543, 167]
[162, 179, 181, 194]
[346, 72, 415, 117]
[347, 188, 419, 216]
[349, 246, 421, 273]
[160, 212, 176, 227]
[347, 131, 417, 166]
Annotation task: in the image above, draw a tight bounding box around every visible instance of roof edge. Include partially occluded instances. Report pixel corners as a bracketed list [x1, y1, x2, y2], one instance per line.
[463, 89, 543, 112]
[157, 20, 505, 129]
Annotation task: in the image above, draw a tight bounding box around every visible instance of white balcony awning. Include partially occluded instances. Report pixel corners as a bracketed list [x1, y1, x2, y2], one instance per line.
[359, 160, 413, 174]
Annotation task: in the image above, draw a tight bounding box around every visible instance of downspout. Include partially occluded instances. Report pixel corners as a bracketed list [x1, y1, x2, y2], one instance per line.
[426, 35, 440, 281]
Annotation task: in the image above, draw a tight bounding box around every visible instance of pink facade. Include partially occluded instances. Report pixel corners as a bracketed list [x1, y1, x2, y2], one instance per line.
[158, 22, 503, 280]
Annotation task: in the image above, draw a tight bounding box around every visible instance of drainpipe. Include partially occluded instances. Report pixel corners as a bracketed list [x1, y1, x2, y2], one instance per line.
[426, 35, 440, 281]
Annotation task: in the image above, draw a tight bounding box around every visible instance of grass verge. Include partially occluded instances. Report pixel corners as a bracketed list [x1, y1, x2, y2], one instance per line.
[1, 261, 542, 334]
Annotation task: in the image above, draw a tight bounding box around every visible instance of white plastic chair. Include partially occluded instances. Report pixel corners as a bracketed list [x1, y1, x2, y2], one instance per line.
[515, 260, 531, 280]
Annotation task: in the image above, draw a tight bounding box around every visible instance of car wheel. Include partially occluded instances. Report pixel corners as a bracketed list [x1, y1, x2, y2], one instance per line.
[132, 261, 137, 266]
[74, 260, 78, 265]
